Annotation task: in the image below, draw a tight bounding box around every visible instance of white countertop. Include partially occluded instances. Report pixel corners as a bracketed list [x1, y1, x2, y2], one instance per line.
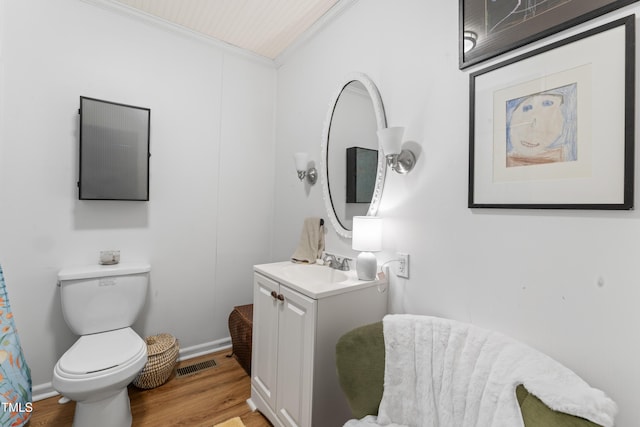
[254, 261, 387, 299]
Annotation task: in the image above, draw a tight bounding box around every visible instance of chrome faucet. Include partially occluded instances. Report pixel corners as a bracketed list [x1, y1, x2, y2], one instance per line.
[323, 253, 351, 271]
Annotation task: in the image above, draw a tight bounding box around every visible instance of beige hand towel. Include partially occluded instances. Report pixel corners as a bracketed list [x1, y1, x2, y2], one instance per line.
[291, 217, 325, 263]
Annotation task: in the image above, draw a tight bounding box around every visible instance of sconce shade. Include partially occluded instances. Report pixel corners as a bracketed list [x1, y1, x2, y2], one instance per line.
[377, 127, 404, 155]
[377, 126, 415, 174]
[463, 31, 477, 53]
[352, 216, 382, 252]
[294, 152, 309, 171]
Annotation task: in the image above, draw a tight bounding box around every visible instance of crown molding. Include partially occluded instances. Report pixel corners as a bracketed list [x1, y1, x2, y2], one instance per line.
[80, 0, 276, 68]
[81, 0, 359, 69]
[274, 0, 360, 68]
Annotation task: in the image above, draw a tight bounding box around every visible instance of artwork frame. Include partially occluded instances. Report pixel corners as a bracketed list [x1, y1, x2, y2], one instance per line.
[459, 0, 639, 69]
[468, 16, 634, 210]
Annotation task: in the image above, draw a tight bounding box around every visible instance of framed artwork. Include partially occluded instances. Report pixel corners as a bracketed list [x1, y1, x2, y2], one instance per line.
[459, 0, 639, 69]
[468, 16, 634, 209]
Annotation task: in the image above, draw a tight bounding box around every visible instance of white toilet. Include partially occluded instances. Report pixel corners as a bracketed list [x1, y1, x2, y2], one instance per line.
[53, 263, 151, 427]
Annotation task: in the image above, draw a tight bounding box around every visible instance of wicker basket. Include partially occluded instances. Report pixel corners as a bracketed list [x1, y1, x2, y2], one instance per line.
[133, 333, 179, 389]
[228, 304, 253, 375]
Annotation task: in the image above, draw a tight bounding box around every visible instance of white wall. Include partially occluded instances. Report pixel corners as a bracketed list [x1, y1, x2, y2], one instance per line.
[0, 0, 275, 394]
[274, 1, 640, 425]
[2, 0, 639, 423]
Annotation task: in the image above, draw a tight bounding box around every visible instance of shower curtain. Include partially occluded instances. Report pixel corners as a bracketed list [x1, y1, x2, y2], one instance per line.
[0, 264, 32, 427]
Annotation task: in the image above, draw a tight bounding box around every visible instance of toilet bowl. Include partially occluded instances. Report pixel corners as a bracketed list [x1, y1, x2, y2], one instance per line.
[53, 328, 147, 427]
[53, 263, 150, 427]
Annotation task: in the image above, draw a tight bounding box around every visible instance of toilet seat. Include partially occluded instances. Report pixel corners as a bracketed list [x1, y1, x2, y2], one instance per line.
[57, 327, 146, 378]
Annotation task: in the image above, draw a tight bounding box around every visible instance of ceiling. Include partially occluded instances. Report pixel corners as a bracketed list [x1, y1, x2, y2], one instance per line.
[109, 0, 341, 59]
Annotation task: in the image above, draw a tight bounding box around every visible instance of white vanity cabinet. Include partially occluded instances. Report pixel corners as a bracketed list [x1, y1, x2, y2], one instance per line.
[249, 262, 388, 427]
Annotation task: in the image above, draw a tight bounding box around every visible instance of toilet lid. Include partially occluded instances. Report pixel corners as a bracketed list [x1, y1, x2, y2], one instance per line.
[58, 328, 146, 375]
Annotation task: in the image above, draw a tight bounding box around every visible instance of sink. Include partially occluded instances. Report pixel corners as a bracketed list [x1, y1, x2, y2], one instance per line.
[255, 261, 386, 299]
[280, 264, 350, 285]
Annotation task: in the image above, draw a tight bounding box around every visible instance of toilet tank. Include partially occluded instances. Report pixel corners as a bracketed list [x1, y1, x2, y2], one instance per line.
[57, 263, 150, 335]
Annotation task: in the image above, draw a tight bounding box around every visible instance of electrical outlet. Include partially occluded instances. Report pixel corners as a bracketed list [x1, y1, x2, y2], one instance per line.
[397, 252, 410, 279]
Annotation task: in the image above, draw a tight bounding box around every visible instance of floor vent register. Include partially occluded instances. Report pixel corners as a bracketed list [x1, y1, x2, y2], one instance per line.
[175, 358, 217, 378]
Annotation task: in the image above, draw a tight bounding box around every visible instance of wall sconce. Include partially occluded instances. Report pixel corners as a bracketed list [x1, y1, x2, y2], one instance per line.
[294, 152, 317, 185]
[352, 216, 382, 281]
[463, 31, 478, 53]
[377, 127, 416, 174]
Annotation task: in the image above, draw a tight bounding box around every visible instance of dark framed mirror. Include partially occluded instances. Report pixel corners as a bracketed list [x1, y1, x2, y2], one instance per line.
[79, 97, 150, 201]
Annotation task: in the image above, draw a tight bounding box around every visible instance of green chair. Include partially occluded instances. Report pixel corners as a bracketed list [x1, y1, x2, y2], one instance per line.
[336, 322, 602, 427]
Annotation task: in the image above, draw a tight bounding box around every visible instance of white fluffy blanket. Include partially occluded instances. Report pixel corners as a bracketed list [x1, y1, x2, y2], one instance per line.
[344, 314, 617, 427]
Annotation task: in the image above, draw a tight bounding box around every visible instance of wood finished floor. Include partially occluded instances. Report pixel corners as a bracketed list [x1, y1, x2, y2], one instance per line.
[27, 350, 272, 427]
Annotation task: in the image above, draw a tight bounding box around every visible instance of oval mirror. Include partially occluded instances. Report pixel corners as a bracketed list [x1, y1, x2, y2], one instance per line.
[321, 73, 387, 238]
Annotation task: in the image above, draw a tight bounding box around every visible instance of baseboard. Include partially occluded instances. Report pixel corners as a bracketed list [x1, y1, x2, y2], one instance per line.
[32, 337, 232, 402]
[33, 383, 59, 402]
[178, 337, 232, 361]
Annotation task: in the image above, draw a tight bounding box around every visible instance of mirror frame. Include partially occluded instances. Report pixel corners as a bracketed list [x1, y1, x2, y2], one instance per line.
[320, 72, 387, 238]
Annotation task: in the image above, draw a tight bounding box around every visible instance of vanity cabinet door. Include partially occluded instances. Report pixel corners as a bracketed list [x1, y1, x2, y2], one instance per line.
[252, 274, 280, 410]
[275, 285, 316, 427]
[251, 265, 389, 427]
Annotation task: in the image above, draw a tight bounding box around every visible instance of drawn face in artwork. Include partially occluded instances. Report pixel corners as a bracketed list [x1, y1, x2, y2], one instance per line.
[508, 94, 564, 157]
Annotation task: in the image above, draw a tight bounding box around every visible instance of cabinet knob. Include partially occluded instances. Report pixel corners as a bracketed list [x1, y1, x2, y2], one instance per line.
[270, 291, 278, 299]
[277, 293, 285, 302]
